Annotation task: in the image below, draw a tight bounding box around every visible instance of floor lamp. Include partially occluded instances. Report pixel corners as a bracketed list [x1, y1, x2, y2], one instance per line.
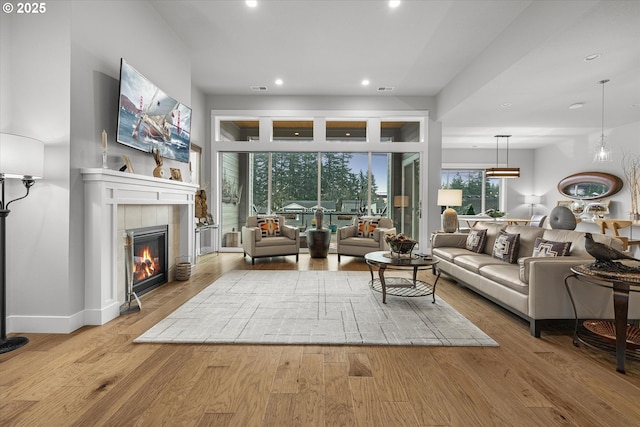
[0, 133, 45, 354]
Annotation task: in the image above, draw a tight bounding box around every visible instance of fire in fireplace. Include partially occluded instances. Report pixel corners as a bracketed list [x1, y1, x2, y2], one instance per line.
[127, 225, 168, 295]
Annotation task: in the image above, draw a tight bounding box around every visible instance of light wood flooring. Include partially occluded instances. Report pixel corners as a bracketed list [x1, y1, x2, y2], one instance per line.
[1, 253, 639, 427]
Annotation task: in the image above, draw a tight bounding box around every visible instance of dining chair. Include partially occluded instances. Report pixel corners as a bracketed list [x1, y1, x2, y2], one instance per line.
[594, 219, 640, 251]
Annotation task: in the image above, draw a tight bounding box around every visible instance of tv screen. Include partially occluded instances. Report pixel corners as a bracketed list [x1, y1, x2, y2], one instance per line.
[117, 58, 191, 163]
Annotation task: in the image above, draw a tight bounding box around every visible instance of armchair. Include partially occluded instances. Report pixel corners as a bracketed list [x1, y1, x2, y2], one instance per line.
[242, 215, 300, 264]
[336, 216, 396, 261]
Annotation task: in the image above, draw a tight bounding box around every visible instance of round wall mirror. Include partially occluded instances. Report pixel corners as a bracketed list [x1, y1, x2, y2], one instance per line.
[557, 171, 623, 200]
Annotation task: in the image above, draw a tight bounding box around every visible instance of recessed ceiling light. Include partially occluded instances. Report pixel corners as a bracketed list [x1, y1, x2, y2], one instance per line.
[246, 0, 257, 8]
[584, 53, 600, 61]
[500, 103, 512, 108]
[361, 79, 370, 86]
[389, 1, 401, 8]
[275, 78, 283, 86]
[569, 102, 585, 110]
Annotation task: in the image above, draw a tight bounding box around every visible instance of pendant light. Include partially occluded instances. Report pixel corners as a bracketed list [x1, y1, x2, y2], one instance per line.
[485, 135, 520, 178]
[593, 79, 613, 162]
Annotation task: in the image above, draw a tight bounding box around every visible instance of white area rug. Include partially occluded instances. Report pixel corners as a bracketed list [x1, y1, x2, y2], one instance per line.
[135, 270, 498, 346]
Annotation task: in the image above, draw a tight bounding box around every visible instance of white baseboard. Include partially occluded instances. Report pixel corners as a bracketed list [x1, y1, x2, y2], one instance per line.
[6, 301, 121, 334]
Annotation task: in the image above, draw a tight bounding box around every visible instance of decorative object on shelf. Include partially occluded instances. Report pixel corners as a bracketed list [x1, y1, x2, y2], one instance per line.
[581, 202, 609, 220]
[152, 147, 164, 178]
[195, 189, 210, 226]
[621, 151, 640, 219]
[593, 79, 613, 163]
[0, 132, 45, 353]
[437, 189, 462, 233]
[121, 231, 141, 314]
[485, 135, 520, 178]
[101, 129, 108, 169]
[385, 233, 418, 258]
[121, 155, 134, 173]
[485, 208, 507, 218]
[557, 171, 623, 200]
[315, 207, 324, 229]
[170, 168, 182, 181]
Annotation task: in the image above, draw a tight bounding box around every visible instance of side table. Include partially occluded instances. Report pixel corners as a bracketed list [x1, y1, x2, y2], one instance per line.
[564, 264, 640, 373]
[307, 229, 331, 258]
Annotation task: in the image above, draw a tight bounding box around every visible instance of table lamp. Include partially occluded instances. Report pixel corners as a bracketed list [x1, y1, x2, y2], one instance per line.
[438, 189, 462, 233]
[0, 133, 44, 354]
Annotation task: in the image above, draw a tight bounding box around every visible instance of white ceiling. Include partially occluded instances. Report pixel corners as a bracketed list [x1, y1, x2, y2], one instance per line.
[151, 0, 640, 149]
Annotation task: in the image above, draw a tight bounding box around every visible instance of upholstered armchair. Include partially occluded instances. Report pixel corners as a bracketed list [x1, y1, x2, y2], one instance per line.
[242, 215, 300, 264]
[336, 216, 396, 261]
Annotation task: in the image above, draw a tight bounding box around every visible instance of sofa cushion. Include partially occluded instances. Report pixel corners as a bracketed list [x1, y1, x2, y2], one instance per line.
[480, 264, 528, 295]
[492, 231, 520, 264]
[466, 228, 487, 253]
[357, 218, 379, 238]
[505, 225, 545, 258]
[255, 235, 296, 247]
[340, 236, 380, 248]
[475, 222, 507, 256]
[257, 216, 280, 237]
[432, 247, 474, 262]
[532, 237, 571, 257]
[454, 254, 505, 274]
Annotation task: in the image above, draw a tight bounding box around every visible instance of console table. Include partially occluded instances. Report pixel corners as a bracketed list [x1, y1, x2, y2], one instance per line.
[564, 264, 640, 373]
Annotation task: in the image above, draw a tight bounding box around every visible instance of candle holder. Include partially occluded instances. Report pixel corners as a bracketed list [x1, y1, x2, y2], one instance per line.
[102, 148, 108, 169]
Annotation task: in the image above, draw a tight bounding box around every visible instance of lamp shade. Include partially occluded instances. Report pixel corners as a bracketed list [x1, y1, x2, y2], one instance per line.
[524, 195, 541, 205]
[0, 133, 44, 179]
[393, 195, 409, 208]
[437, 189, 462, 207]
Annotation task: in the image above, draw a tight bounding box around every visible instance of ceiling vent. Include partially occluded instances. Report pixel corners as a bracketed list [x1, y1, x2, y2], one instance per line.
[250, 85, 268, 92]
[377, 86, 395, 92]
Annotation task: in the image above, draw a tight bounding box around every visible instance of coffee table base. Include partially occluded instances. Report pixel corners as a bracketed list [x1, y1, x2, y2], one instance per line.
[370, 277, 436, 301]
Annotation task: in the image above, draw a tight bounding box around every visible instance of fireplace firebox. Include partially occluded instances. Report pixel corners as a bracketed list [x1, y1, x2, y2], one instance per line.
[127, 225, 168, 295]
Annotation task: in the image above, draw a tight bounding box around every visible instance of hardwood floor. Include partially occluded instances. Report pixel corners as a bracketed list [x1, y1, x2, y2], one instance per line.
[1, 253, 639, 427]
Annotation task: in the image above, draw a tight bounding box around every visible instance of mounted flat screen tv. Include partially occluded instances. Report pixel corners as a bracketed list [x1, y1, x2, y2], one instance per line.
[117, 58, 191, 163]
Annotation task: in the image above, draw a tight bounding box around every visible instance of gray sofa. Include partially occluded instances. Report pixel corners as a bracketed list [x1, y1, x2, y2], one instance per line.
[432, 222, 640, 337]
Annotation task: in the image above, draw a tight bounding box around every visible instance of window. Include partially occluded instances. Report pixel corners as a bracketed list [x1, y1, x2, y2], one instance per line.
[441, 169, 501, 215]
[326, 120, 367, 142]
[380, 121, 420, 142]
[219, 120, 259, 141]
[272, 120, 313, 141]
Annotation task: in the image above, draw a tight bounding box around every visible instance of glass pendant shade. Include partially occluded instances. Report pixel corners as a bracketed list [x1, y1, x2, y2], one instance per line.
[593, 79, 613, 163]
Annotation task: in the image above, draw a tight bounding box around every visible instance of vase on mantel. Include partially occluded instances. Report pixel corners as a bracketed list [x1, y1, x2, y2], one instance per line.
[315, 208, 324, 230]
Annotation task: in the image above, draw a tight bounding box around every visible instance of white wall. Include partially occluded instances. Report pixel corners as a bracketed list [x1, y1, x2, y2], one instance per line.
[534, 122, 640, 218]
[1, 2, 72, 331]
[2, 0, 200, 333]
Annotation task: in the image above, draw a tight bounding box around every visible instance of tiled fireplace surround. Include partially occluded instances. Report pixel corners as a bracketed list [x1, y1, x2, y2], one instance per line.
[81, 169, 198, 326]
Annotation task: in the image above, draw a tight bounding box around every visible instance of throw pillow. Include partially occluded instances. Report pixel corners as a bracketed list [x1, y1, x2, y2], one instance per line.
[492, 231, 520, 263]
[466, 228, 487, 253]
[532, 237, 571, 257]
[257, 217, 280, 237]
[357, 218, 379, 238]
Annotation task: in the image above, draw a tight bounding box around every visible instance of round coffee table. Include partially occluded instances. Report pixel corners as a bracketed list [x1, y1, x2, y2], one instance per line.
[364, 250, 440, 304]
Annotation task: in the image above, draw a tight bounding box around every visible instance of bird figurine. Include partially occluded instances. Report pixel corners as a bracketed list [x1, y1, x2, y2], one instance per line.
[584, 233, 639, 266]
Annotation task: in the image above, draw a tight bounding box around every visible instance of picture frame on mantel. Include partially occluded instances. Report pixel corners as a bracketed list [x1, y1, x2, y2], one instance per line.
[122, 155, 134, 174]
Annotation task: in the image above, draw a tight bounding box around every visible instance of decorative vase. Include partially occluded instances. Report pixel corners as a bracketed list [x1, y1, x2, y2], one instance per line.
[315, 208, 324, 230]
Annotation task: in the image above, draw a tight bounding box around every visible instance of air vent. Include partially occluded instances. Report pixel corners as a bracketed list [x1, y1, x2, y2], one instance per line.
[250, 85, 268, 92]
[377, 86, 395, 92]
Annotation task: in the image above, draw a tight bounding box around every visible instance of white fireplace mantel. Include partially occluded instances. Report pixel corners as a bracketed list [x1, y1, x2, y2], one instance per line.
[81, 168, 198, 325]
